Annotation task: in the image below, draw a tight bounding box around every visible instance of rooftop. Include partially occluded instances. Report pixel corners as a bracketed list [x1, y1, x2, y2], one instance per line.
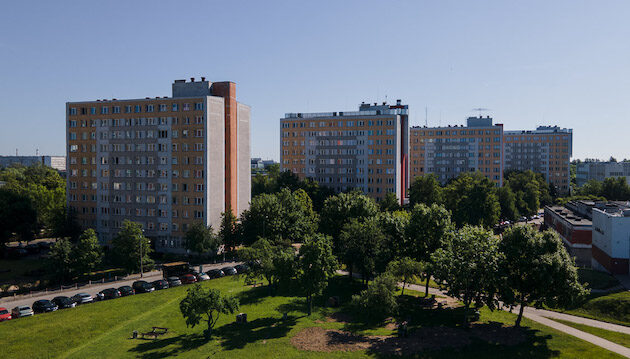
[546, 205, 592, 226]
[284, 100, 408, 119]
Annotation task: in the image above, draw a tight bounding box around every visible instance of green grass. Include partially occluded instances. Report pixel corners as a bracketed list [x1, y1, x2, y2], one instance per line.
[0, 275, 624, 358]
[551, 319, 630, 348]
[552, 291, 630, 327]
[408, 275, 441, 289]
[578, 268, 621, 290]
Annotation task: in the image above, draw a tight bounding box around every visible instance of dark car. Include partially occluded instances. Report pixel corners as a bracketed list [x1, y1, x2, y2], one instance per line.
[152, 279, 169, 290]
[100, 288, 121, 300]
[208, 269, 225, 279]
[71, 293, 93, 305]
[32, 300, 58, 313]
[25, 243, 40, 254]
[51, 296, 76, 309]
[132, 280, 154, 293]
[37, 241, 52, 251]
[222, 266, 237, 276]
[167, 276, 182, 287]
[234, 264, 249, 274]
[118, 286, 135, 297]
[93, 292, 105, 301]
[180, 274, 197, 284]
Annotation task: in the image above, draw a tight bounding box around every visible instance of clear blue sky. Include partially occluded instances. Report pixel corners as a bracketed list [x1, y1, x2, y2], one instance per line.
[1, 0, 629, 161]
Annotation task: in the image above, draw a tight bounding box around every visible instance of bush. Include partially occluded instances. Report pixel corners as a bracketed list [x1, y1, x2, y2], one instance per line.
[350, 274, 398, 323]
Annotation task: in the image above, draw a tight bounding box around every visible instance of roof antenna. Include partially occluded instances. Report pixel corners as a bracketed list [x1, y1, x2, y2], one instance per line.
[425, 107, 428, 126]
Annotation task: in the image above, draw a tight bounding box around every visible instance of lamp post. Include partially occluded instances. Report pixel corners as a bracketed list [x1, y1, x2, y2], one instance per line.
[140, 229, 144, 278]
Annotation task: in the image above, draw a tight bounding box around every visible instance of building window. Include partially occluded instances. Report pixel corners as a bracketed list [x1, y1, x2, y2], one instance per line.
[194, 102, 203, 110]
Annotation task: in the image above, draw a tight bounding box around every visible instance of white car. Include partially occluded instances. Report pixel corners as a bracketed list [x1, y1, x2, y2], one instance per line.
[11, 305, 34, 318]
[71, 292, 94, 305]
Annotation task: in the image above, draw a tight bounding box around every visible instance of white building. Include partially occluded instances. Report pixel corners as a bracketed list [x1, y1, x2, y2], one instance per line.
[591, 202, 630, 274]
[576, 161, 630, 187]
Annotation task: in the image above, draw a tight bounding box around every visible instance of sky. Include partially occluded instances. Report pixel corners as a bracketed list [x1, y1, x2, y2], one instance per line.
[1, 0, 629, 161]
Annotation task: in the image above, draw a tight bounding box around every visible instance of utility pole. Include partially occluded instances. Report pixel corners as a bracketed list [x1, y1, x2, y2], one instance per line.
[140, 230, 144, 278]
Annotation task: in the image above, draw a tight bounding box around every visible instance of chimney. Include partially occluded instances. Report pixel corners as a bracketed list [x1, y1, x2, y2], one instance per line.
[190, 77, 195, 82]
[382, 101, 386, 105]
[396, 99, 401, 105]
[201, 77, 206, 81]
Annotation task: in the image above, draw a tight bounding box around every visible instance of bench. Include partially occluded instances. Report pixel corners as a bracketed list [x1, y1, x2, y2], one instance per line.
[141, 327, 168, 339]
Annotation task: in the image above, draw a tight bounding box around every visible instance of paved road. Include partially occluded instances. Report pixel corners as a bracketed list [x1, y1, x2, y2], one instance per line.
[0, 261, 241, 311]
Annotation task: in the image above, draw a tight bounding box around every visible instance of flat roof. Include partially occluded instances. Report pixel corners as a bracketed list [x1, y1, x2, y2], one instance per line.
[546, 205, 592, 226]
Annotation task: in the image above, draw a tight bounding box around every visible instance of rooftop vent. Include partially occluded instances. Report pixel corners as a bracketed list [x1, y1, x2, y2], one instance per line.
[201, 77, 206, 81]
[396, 99, 401, 105]
[190, 77, 195, 82]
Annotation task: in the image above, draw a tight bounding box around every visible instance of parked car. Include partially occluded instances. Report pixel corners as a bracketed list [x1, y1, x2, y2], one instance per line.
[32, 300, 58, 313]
[94, 292, 105, 301]
[234, 264, 249, 274]
[222, 266, 237, 276]
[71, 293, 93, 305]
[208, 269, 225, 279]
[180, 274, 197, 284]
[100, 288, 121, 300]
[0, 307, 11, 321]
[118, 286, 135, 296]
[52, 296, 76, 309]
[37, 241, 52, 251]
[196, 272, 210, 281]
[152, 279, 169, 290]
[518, 216, 528, 222]
[167, 276, 182, 287]
[11, 306, 33, 318]
[132, 280, 155, 293]
[25, 243, 40, 254]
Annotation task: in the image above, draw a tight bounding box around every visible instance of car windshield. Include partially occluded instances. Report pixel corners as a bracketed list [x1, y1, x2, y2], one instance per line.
[20, 306, 30, 311]
[0, 310, 8, 315]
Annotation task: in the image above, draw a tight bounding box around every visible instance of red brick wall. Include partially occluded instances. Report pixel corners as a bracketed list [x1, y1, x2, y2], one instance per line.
[592, 245, 629, 275]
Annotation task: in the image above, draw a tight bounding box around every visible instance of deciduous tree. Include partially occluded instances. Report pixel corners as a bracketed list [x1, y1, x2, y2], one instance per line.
[110, 220, 153, 274]
[408, 174, 443, 207]
[443, 173, 500, 227]
[296, 234, 338, 315]
[185, 222, 221, 256]
[72, 229, 103, 276]
[386, 257, 423, 296]
[179, 284, 239, 338]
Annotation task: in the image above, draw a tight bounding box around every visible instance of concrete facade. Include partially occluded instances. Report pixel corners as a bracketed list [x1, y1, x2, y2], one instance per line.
[280, 101, 409, 203]
[544, 204, 593, 267]
[0, 156, 66, 172]
[576, 161, 630, 187]
[66, 78, 250, 253]
[591, 204, 630, 274]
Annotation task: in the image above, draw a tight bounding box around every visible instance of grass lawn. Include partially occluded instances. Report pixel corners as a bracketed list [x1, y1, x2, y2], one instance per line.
[552, 291, 630, 327]
[578, 268, 621, 290]
[550, 319, 630, 348]
[0, 275, 625, 358]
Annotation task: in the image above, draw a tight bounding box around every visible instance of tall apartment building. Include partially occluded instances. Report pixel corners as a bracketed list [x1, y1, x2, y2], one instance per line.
[409, 116, 504, 186]
[66, 78, 250, 253]
[504, 126, 572, 193]
[280, 101, 409, 203]
[576, 161, 630, 187]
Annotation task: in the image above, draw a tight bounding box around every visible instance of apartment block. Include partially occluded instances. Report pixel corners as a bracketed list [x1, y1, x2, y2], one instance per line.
[409, 116, 504, 186]
[66, 78, 250, 253]
[576, 161, 630, 187]
[280, 101, 409, 203]
[504, 126, 572, 194]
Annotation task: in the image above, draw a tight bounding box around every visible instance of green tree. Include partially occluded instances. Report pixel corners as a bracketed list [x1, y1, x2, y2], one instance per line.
[0, 189, 37, 244]
[379, 192, 401, 212]
[406, 203, 452, 296]
[319, 191, 379, 250]
[601, 177, 630, 200]
[72, 229, 103, 276]
[376, 210, 410, 258]
[408, 174, 443, 207]
[219, 207, 240, 253]
[179, 284, 239, 338]
[443, 172, 500, 227]
[240, 238, 295, 291]
[578, 179, 604, 197]
[49, 239, 74, 281]
[497, 186, 519, 221]
[504, 170, 552, 216]
[296, 234, 338, 315]
[386, 257, 423, 296]
[185, 222, 221, 256]
[338, 218, 389, 283]
[499, 226, 588, 327]
[350, 273, 398, 323]
[110, 220, 153, 274]
[50, 206, 82, 242]
[432, 225, 501, 325]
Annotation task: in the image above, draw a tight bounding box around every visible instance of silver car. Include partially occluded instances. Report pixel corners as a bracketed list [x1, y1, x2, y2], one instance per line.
[71, 292, 94, 305]
[11, 305, 34, 318]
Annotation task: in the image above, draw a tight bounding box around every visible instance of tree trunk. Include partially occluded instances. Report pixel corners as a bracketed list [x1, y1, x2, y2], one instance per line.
[424, 272, 431, 297]
[515, 297, 526, 328]
[401, 281, 406, 296]
[307, 294, 312, 316]
[463, 302, 470, 327]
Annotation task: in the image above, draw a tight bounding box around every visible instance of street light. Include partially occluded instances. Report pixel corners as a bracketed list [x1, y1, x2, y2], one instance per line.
[140, 229, 144, 278]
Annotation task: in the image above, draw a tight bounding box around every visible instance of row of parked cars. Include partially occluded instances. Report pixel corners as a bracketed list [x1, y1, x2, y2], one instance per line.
[0, 264, 248, 322]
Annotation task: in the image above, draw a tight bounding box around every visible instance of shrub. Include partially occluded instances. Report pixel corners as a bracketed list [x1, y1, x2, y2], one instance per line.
[350, 274, 398, 323]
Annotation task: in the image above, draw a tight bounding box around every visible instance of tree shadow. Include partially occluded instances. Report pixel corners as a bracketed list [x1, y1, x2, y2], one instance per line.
[128, 333, 208, 359]
[235, 285, 268, 306]
[215, 315, 299, 350]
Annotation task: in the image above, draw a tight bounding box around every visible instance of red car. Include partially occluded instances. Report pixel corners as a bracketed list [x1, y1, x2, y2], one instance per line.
[180, 274, 197, 284]
[0, 307, 12, 322]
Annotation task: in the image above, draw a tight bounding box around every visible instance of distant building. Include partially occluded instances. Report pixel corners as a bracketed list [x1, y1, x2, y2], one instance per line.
[280, 100, 409, 204]
[504, 126, 572, 194]
[576, 161, 630, 187]
[251, 158, 277, 170]
[66, 78, 251, 253]
[410, 116, 504, 186]
[0, 156, 66, 172]
[544, 202, 593, 267]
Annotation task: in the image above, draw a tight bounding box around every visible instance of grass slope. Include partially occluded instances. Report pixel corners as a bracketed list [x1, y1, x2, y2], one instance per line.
[554, 291, 630, 327]
[0, 276, 624, 359]
[551, 319, 630, 348]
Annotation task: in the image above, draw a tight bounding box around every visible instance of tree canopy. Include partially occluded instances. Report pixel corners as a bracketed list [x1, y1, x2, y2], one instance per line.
[179, 284, 239, 337]
[110, 220, 153, 274]
[296, 234, 338, 315]
[319, 191, 379, 249]
[185, 222, 221, 255]
[443, 173, 500, 228]
[408, 174, 443, 207]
